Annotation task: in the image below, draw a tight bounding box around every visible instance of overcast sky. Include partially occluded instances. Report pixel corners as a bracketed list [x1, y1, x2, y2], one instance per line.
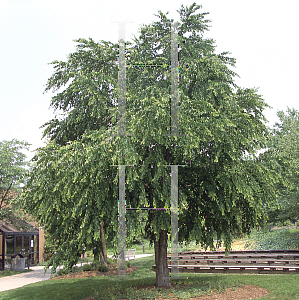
[1, 0, 298, 161]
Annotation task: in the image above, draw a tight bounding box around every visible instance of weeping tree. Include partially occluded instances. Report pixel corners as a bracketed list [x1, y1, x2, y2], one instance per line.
[20, 3, 279, 286]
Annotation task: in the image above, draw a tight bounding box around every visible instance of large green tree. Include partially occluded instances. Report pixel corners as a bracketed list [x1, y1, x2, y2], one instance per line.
[21, 3, 279, 286]
[0, 139, 31, 226]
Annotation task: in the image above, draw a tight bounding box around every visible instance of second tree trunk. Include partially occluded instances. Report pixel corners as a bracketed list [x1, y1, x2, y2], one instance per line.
[154, 230, 171, 287]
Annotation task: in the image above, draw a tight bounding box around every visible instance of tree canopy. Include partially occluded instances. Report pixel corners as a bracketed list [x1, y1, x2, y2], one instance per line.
[265, 108, 299, 224]
[20, 3, 279, 286]
[0, 139, 31, 226]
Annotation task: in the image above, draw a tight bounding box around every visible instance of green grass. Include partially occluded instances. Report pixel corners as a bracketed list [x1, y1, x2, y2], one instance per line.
[2, 255, 299, 299]
[106, 240, 155, 256]
[2, 229, 299, 299]
[0, 268, 33, 278]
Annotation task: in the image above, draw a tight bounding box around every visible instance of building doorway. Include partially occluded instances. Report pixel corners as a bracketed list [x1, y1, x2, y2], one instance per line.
[0, 220, 39, 270]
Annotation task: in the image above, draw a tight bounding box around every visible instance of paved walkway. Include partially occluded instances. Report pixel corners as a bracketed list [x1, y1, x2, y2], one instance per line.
[0, 265, 54, 292]
[0, 254, 153, 292]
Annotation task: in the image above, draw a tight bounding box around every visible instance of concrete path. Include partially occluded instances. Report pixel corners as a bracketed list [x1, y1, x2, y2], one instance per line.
[0, 265, 55, 292]
[108, 253, 153, 260]
[0, 254, 153, 292]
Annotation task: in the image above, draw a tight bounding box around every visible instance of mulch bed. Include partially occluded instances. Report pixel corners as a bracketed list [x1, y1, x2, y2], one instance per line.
[50, 263, 138, 280]
[50, 263, 270, 299]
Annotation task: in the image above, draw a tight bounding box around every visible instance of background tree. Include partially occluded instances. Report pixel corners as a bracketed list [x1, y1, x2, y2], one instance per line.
[264, 108, 299, 225]
[0, 139, 31, 227]
[20, 3, 279, 287]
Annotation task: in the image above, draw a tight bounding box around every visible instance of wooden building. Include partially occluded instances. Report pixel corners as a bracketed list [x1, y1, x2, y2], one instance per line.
[0, 220, 45, 270]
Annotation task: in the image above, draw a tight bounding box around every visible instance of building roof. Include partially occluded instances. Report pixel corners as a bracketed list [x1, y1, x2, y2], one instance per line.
[0, 219, 39, 235]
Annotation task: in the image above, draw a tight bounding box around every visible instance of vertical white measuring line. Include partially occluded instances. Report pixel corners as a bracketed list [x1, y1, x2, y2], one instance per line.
[171, 21, 180, 279]
[117, 22, 129, 277]
[118, 22, 126, 136]
[171, 165, 179, 277]
[118, 164, 126, 276]
[171, 22, 179, 136]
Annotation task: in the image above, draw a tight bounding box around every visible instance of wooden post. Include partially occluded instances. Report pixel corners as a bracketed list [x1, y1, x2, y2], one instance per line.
[28, 236, 31, 270]
[2, 233, 5, 270]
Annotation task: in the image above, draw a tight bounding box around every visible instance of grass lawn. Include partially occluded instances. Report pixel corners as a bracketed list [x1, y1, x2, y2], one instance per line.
[106, 240, 155, 256]
[1, 255, 299, 300]
[0, 269, 33, 278]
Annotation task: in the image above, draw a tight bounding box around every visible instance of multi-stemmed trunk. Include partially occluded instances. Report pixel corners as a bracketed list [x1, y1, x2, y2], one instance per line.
[154, 230, 171, 287]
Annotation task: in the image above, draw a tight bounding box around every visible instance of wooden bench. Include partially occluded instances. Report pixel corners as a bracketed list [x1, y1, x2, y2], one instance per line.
[181, 250, 299, 255]
[168, 254, 299, 260]
[152, 264, 299, 274]
[113, 248, 136, 260]
[152, 250, 299, 274]
[168, 258, 299, 266]
[127, 248, 136, 260]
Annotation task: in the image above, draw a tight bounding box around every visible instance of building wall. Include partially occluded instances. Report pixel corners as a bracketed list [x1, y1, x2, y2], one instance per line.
[29, 221, 45, 263]
[39, 227, 45, 263]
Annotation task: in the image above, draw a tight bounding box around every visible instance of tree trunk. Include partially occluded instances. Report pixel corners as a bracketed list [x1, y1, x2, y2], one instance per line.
[99, 221, 107, 265]
[154, 230, 171, 287]
[93, 247, 99, 263]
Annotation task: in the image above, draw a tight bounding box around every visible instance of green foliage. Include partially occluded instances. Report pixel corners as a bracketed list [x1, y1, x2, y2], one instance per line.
[250, 228, 299, 250]
[82, 264, 93, 272]
[0, 139, 31, 225]
[97, 264, 108, 272]
[0, 139, 30, 188]
[106, 257, 113, 264]
[265, 108, 299, 224]
[71, 266, 80, 273]
[90, 261, 98, 268]
[20, 2, 278, 279]
[56, 267, 69, 276]
[90, 260, 109, 272]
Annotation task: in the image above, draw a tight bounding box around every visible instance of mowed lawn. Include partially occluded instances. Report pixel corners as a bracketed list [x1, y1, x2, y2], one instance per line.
[1, 256, 299, 300]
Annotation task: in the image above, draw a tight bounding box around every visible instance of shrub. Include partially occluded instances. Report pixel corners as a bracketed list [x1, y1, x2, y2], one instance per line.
[79, 257, 89, 263]
[126, 261, 131, 268]
[91, 261, 99, 269]
[250, 228, 299, 250]
[82, 264, 93, 271]
[97, 265, 109, 272]
[71, 266, 80, 273]
[107, 257, 113, 264]
[56, 267, 69, 276]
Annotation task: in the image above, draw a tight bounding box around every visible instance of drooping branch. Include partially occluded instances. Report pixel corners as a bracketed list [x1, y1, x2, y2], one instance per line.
[0, 181, 13, 209]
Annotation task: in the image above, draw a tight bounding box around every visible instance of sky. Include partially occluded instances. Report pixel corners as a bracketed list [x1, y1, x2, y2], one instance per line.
[1, 0, 298, 161]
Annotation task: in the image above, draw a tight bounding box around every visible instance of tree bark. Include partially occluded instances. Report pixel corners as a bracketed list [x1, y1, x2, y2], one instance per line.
[99, 221, 107, 265]
[154, 230, 171, 287]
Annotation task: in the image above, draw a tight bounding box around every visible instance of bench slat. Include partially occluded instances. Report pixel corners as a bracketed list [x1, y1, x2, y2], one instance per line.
[154, 264, 299, 269]
[161, 250, 299, 274]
